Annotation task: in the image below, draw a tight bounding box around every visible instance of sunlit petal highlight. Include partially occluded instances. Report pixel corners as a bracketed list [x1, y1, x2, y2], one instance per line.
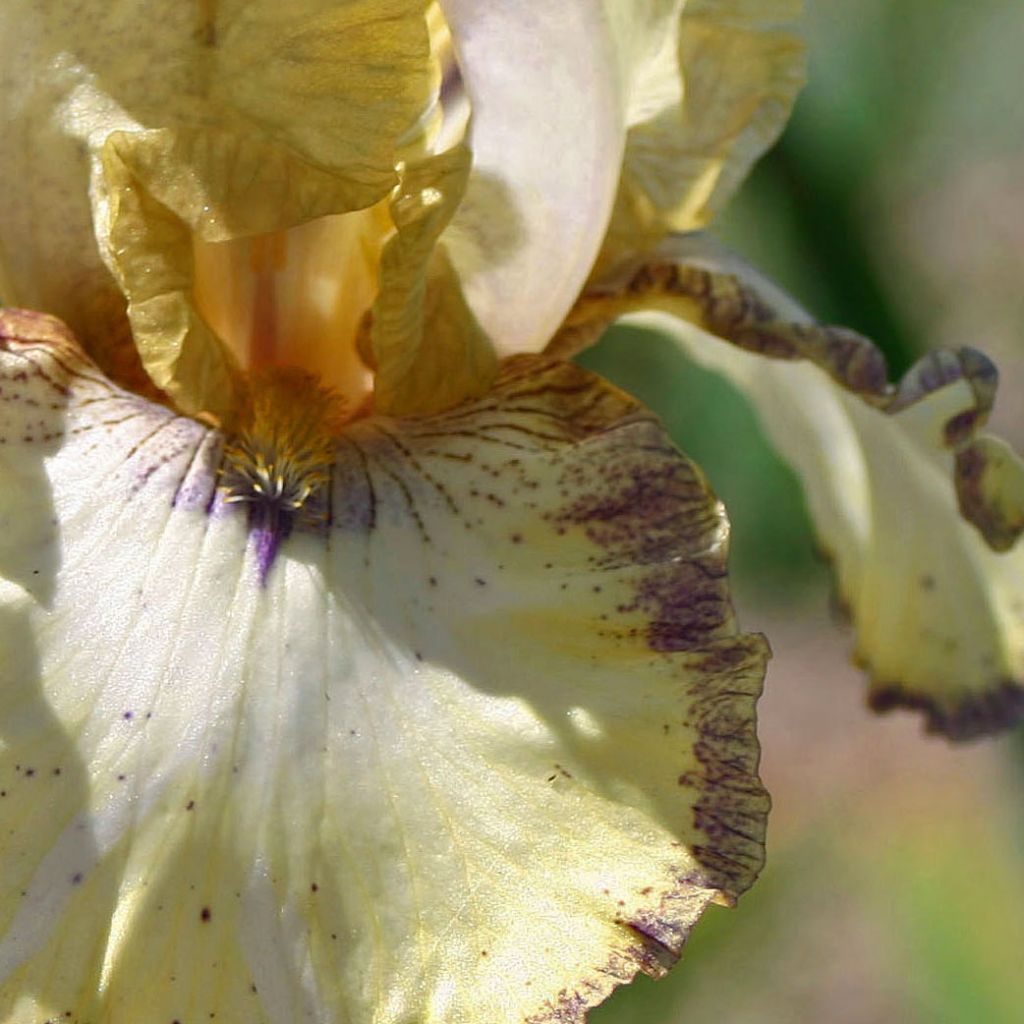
[0, 310, 767, 1024]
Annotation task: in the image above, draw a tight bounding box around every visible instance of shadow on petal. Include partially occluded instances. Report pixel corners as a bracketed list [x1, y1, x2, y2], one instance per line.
[0, 312, 110, 1020]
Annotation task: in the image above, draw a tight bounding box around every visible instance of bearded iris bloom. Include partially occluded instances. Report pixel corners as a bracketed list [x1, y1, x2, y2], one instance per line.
[1, 2, 1022, 1023]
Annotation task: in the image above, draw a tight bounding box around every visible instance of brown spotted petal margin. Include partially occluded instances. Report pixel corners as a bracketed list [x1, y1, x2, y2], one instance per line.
[554, 232, 1024, 740]
[0, 308, 766, 1024]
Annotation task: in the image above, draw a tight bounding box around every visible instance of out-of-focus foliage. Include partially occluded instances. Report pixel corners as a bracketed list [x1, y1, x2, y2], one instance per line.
[582, 1, 1024, 1020]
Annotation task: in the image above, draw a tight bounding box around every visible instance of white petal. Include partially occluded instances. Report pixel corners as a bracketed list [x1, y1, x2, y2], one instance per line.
[437, 1, 624, 356]
[0, 310, 767, 1023]
[435, 1, 803, 357]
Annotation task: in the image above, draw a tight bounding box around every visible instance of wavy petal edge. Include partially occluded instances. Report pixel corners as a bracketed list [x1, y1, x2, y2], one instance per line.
[555, 233, 1024, 740]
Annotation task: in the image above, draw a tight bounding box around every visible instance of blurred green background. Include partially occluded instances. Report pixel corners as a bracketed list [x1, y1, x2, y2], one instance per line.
[581, 3, 1024, 1022]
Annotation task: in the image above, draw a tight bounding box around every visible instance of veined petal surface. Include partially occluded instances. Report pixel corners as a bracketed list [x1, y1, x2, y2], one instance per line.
[0, 309, 767, 1024]
[598, 0, 806, 269]
[369, 146, 498, 417]
[0, 0, 435, 411]
[557, 234, 1024, 739]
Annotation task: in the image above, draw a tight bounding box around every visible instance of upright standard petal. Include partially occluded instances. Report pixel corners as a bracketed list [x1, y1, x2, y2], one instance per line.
[598, 0, 806, 268]
[434, 0, 803, 358]
[0, 0, 435, 411]
[0, 310, 767, 1024]
[555, 234, 1024, 739]
[437, 0, 624, 356]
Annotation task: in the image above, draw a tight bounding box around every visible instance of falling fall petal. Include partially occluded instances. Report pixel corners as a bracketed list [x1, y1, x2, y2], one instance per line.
[954, 434, 1024, 554]
[555, 233, 1024, 739]
[0, 309, 767, 1024]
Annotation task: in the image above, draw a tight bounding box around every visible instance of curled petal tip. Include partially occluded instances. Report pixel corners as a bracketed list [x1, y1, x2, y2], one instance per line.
[560, 233, 1024, 741]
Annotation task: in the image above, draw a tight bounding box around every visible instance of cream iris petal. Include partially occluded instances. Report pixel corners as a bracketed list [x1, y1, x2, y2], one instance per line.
[433, 0, 804, 361]
[556, 233, 1024, 738]
[0, 310, 767, 1024]
[436, 0, 625, 358]
[955, 434, 1024, 553]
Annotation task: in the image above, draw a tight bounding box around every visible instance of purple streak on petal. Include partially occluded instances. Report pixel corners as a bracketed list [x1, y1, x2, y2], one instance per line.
[252, 525, 281, 586]
[249, 504, 293, 586]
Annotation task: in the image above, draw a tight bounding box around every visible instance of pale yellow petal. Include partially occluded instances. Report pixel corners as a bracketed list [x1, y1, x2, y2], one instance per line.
[370, 145, 498, 416]
[599, 0, 806, 269]
[0, 0, 435, 408]
[954, 434, 1024, 553]
[98, 126, 392, 419]
[0, 310, 767, 1023]
[556, 234, 1024, 738]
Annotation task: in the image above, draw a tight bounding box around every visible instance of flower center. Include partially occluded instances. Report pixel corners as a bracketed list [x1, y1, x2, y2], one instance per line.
[219, 366, 347, 582]
[192, 204, 393, 570]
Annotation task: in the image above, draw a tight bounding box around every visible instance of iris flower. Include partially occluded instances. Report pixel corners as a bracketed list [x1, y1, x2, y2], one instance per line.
[1, 2, 1022, 1022]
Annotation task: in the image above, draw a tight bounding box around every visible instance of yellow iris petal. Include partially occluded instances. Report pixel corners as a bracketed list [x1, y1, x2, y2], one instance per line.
[371, 145, 498, 416]
[597, 0, 806, 271]
[0, 0, 436, 412]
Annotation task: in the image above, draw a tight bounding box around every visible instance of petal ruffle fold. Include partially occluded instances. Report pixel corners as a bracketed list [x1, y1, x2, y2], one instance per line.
[0, 0, 435, 407]
[0, 309, 767, 1024]
[597, 0, 806, 271]
[369, 145, 498, 417]
[557, 233, 1024, 739]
